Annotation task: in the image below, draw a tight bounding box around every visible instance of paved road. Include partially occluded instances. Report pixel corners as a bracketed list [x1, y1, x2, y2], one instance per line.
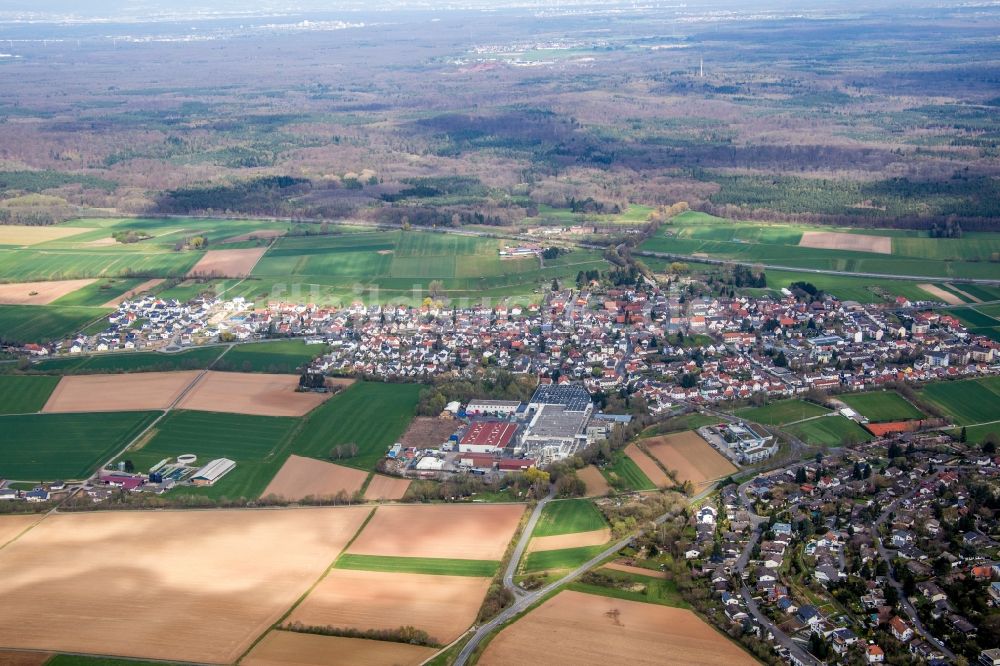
[873, 490, 956, 661]
[503, 485, 556, 596]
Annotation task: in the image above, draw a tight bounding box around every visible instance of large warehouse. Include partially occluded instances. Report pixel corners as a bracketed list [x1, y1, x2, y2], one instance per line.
[459, 421, 519, 454]
[190, 458, 237, 486]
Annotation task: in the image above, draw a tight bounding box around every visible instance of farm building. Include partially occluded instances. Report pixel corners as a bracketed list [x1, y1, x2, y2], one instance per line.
[190, 458, 236, 486]
[459, 421, 519, 454]
[465, 399, 522, 417]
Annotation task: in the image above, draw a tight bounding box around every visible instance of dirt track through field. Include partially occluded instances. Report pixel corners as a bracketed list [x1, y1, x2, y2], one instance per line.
[362, 474, 411, 501]
[100, 278, 164, 307]
[222, 229, 286, 244]
[0, 279, 96, 305]
[187, 248, 267, 277]
[42, 371, 201, 413]
[289, 569, 491, 644]
[243, 631, 436, 666]
[262, 455, 368, 501]
[0, 507, 371, 664]
[577, 465, 611, 496]
[918, 283, 963, 305]
[177, 371, 337, 417]
[624, 443, 670, 487]
[528, 527, 611, 553]
[643, 431, 737, 490]
[347, 504, 524, 560]
[0, 515, 43, 549]
[478, 590, 756, 666]
[799, 231, 891, 254]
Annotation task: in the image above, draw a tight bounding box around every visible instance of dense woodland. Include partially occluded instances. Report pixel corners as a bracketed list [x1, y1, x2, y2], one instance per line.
[0, 5, 997, 232]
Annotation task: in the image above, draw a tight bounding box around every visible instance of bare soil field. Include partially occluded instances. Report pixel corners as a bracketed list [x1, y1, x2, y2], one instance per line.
[0, 514, 43, 549]
[577, 465, 611, 497]
[643, 431, 738, 490]
[528, 527, 611, 553]
[187, 247, 267, 277]
[289, 569, 491, 644]
[347, 504, 524, 560]
[42, 370, 200, 413]
[101, 278, 164, 307]
[478, 590, 756, 666]
[918, 283, 963, 305]
[0, 279, 96, 305]
[799, 231, 891, 254]
[0, 226, 92, 246]
[362, 474, 411, 501]
[177, 371, 337, 417]
[398, 416, 458, 448]
[0, 650, 51, 666]
[624, 444, 670, 487]
[602, 561, 668, 579]
[0, 507, 371, 664]
[243, 631, 436, 666]
[222, 229, 286, 244]
[262, 455, 368, 501]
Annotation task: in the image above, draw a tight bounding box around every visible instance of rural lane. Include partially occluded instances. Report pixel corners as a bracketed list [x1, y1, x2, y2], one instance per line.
[502, 484, 556, 596]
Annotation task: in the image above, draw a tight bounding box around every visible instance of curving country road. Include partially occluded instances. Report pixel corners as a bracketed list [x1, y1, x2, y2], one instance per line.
[503, 484, 556, 596]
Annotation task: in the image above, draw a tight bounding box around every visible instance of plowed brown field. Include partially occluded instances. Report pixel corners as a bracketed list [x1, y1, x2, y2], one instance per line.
[0, 279, 96, 305]
[177, 371, 336, 417]
[42, 371, 200, 412]
[187, 248, 267, 277]
[577, 465, 610, 496]
[643, 431, 737, 490]
[262, 455, 368, 501]
[362, 475, 411, 501]
[624, 444, 670, 487]
[528, 527, 610, 553]
[243, 631, 436, 666]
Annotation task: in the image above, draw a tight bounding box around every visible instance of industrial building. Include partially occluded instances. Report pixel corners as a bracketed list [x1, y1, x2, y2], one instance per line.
[458, 421, 520, 454]
[465, 399, 522, 417]
[190, 458, 237, 486]
[528, 383, 593, 414]
[519, 404, 590, 462]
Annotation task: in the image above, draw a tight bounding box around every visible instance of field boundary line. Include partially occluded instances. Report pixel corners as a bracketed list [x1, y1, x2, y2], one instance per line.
[235, 505, 376, 664]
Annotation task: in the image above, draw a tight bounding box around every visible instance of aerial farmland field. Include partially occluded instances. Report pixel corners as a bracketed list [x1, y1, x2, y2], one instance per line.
[30, 346, 225, 374]
[243, 631, 436, 666]
[0, 411, 159, 480]
[527, 499, 611, 553]
[737, 399, 830, 426]
[786, 415, 873, 447]
[0, 374, 60, 414]
[290, 381, 421, 470]
[42, 371, 200, 413]
[176, 371, 340, 417]
[214, 339, 331, 374]
[0, 507, 370, 664]
[478, 590, 756, 666]
[0, 304, 109, 344]
[920, 377, 1000, 425]
[643, 431, 738, 490]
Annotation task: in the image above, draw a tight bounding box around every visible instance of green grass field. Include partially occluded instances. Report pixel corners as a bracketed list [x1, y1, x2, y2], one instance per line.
[786, 415, 873, 447]
[737, 399, 830, 426]
[946, 307, 1000, 328]
[50, 277, 151, 307]
[30, 347, 225, 374]
[840, 391, 924, 422]
[214, 339, 329, 373]
[335, 553, 499, 577]
[119, 410, 300, 500]
[0, 305, 109, 343]
[568, 570, 689, 609]
[0, 411, 159, 480]
[290, 381, 421, 470]
[602, 453, 656, 491]
[0, 374, 59, 414]
[921, 377, 1000, 425]
[523, 544, 610, 573]
[533, 499, 608, 537]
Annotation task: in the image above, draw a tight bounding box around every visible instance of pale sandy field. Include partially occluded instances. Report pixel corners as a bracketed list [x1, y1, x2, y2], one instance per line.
[478, 590, 757, 666]
[0, 507, 371, 664]
[100, 278, 164, 307]
[577, 465, 611, 496]
[799, 230, 891, 254]
[0, 514, 43, 549]
[177, 371, 337, 417]
[243, 631, 436, 666]
[624, 443, 670, 487]
[643, 431, 737, 489]
[918, 283, 963, 305]
[347, 504, 524, 560]
[602, 561, 669, 579]
[0, 651, 51, 666]
[289, 569, 491, 644]
[0, 279, 95, 305]
[528, 527, 611, 553]
[187, 248, 267, 277]
[0, 225, 92, 246]
[262, 455, 368, 501]
[42, 370, 200, 412]
[222, 229, 286, 244]
[362, 475, 411, 501]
